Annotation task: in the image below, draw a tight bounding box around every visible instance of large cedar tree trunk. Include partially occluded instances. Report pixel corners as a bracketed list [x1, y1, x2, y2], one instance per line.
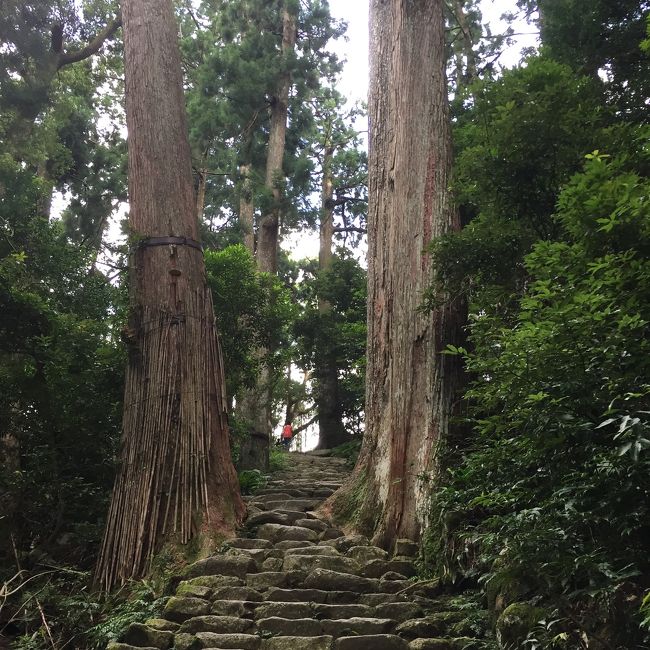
[326, 0, 463, 546]
[95, 0, 244, 590]
[315, 147, 349, 449]
[238, 5, 296, 469]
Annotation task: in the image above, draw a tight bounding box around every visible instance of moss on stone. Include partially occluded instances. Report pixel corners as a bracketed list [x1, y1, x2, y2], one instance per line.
[496, 602, 545, 649]
[329, 467, 368, 528]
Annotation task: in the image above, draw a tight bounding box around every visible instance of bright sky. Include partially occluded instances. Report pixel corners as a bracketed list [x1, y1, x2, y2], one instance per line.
[327, 0, 538, 105]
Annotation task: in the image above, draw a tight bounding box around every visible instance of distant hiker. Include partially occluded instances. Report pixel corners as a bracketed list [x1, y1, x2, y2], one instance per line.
[281, 422, 293, 450]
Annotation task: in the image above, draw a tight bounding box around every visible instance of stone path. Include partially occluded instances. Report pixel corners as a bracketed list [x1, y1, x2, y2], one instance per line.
[109, 452, 491, 650]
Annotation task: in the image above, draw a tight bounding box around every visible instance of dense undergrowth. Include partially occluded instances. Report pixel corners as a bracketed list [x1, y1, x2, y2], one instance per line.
[424, 104, 650, 646]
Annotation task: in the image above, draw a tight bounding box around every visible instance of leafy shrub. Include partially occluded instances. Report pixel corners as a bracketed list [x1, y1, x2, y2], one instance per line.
[426, 147, 650, 647]
[269, 446, 289, 472]
[238, 469, 267, 494]
[2, 568, 166, 650]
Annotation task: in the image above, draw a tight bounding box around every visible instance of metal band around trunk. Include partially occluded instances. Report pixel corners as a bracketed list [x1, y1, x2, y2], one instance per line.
[137, 236, 203, 252]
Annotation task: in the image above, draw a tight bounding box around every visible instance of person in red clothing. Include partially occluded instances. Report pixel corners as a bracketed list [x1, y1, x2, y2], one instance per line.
[281, 421, 293, 450]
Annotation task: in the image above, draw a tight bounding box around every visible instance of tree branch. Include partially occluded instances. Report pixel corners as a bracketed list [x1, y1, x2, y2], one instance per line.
[57, 14, 122, 69]
[293, 413, 318, 436]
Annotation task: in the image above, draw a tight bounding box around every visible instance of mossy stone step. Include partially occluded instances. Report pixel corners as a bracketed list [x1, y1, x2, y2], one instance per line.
[185, 555, 257, 579]
[193, 631, 260, 648]
[313, 603, 374, 619]
[408, 638, 484, 650]
[256, 523, 320, 543]
[264, 587, 360, 604]
[254, 601, 312, 619]
[106, 641, 158, 650]
[119, 622, 174, 649]
[178, 614, 254, 634]
[334, 634, 409, 649]
[396, 612, 466, 639]
[260, 635, 333, 650]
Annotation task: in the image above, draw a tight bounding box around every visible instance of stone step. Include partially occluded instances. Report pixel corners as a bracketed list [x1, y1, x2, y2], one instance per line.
[334, 634, 409, 649]
[185, 555, 257, 579]
[256, 616, 396, 638]
[190, 631, 260, 648]
[210, 599, 257, 617]
[256, 523, 320, 544]
[254, 488, 313, 497]
[246, 570, 305, 590]
[254, 601, 312, 619]
[303, 568, 380, 592]
[408, 639, 483, 650]
[265, 588, 360, 604]
[261, 635, 333, 650]
[282, 553, 361, 575]
[229, 538, 274, 550]
[253, 498, 322, 511]
[178, 615, 254, 634]
[395, 612, 466, 639]
[313, 604, 374, 619]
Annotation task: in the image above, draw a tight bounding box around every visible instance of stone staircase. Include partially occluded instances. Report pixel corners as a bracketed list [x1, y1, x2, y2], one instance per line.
[109, 452, 493, 650]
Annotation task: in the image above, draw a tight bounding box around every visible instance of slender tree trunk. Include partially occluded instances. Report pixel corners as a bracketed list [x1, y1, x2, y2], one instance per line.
[36, 161, 53, 219]
[452, 0, 477, 87]
[326, 0, 464, 546]
[239, 163, 255, 254]
[196, 168, 207, 222]
[238, 4, 296, 468]
[256, 6, 296, 274]
[316, 147, 348, 449]
[95, 0, 244, 591]
[318, 148, 335, 291]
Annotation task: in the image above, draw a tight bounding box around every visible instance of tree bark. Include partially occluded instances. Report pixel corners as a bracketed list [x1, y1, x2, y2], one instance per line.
[326, 0, 464, 546]
[318, 147, 335, 287]
[239, 163, 255, 254]
[256, 6, 296, 274]
[316, 146, 348, 449]
[237, 3, 296, 468]
[95, 0, 244, 591]
[196, 168, 207, 222]
[451, 0, 477, 89]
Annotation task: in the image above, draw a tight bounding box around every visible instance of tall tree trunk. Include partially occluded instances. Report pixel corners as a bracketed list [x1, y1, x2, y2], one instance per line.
[318, 147, 335, 289]
[452, 0, 477, 88]
[326, 0, 464, 546]
[256, 6, 296, 273]
[95, 0, 244, 591]
[238, 4, 296, 468]
[196, 168, 207, 222]
[239, 163, 255, 254]
[316, 146, 348, 449]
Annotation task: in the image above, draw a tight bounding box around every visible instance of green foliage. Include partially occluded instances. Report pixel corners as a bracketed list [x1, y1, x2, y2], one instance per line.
[269, 446, 289, 472]
[238, 469, 267, 495]
[3, 568, 166, 650]
[0, 156, 124, 573]
[454, 56, 606, 238]
[205, 244, 295, 398]
[426, 147, 650, 646]
[294, 253, 367, 434]
[430, 56, 610, 321]
[531, 0, 650, 120]
[180, 0, 346, 238]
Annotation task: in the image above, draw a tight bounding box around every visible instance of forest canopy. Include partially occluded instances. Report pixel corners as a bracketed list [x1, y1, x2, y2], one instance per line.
[0, 0, 649, 648]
